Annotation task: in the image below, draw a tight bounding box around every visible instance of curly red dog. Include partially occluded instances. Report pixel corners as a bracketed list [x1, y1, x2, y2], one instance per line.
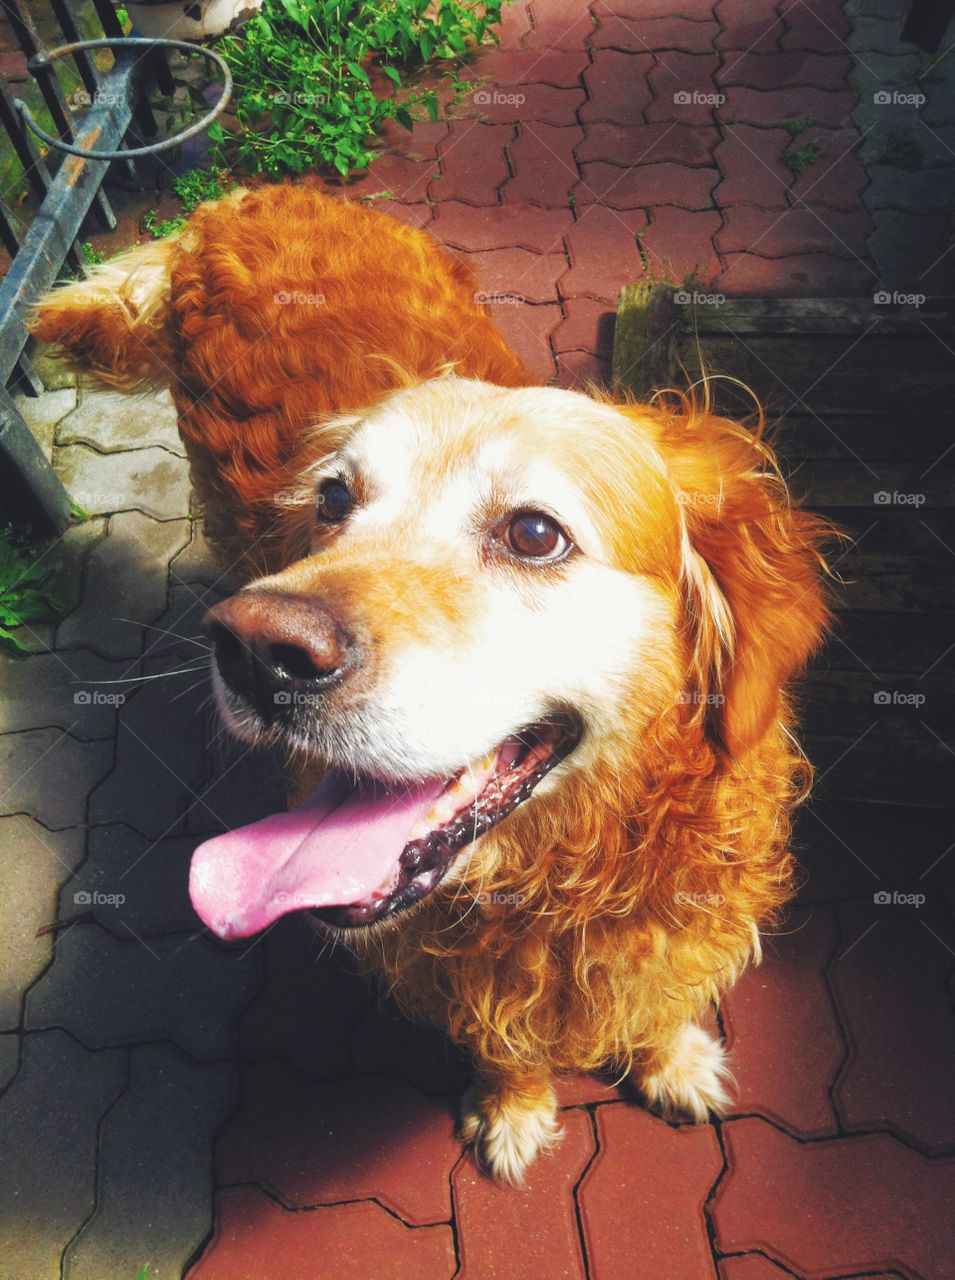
[33, 185, 831, 1183]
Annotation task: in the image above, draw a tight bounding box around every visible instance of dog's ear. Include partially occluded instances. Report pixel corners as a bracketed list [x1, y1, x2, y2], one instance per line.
[28, 236, 178, 389]
[653, 400, 833, 757]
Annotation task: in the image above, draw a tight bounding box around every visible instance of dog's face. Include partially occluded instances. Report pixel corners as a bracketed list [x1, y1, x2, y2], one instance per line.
[190, 379, 687, 936]
[189, 377, 828, 940]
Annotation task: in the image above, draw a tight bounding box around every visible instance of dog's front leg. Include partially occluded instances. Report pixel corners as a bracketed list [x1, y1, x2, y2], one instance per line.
[460, 1066, 561, 1185]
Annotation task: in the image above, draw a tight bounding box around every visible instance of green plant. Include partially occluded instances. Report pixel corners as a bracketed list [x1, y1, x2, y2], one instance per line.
[782, 116, 814, 135]
[144, 166, 234, 239]
[784, 139, 820, 173]
[211, 0, 505, 177]
[82, 241, 105, 265]
[0, 528, 63, 654]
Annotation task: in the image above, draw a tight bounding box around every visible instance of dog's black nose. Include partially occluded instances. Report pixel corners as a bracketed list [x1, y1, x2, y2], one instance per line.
[203, 591, 351, 718]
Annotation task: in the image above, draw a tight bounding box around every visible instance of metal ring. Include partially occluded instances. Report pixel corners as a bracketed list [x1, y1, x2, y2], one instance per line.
[15, 37, 232, 160]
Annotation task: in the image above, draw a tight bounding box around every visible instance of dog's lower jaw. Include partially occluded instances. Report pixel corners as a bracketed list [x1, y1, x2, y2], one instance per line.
[635, 1023, 732, 1122]
[460, 1071, 562, 1186]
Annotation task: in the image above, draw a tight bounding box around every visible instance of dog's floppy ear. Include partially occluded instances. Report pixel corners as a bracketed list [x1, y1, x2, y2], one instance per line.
[652, 398, 833, 757]
[28, 235, 179, 389]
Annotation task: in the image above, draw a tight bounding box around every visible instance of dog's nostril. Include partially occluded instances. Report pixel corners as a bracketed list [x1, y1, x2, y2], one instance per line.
[269, 641, 334, 681]
[208, 622, 243, 672]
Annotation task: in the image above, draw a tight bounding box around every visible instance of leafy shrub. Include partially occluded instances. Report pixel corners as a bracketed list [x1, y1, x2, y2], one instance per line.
[211, 0, 505, 177]
[0, 528, 63, 655]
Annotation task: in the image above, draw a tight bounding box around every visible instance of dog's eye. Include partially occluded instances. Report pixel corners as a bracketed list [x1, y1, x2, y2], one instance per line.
[506, 512, 569, 560]
[316, 478, 353, 523]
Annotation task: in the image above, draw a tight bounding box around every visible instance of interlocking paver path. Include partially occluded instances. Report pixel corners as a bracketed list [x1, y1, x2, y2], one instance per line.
[2, 0, 953, 1275]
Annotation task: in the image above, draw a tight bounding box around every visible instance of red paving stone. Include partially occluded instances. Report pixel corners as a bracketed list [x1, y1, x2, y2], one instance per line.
[552, 297, 614, 354]
[593, 15, 723, 55]
[717, 203, 871, 258]
[788, 126, 868, 210]
[527, 0, 598, 50]
[639, 207, 723, 284]
[713, 1117, 955, 1279]
[436, 122, 513, 204]
[454, 1109, 594, 1279]
[474, 46, 591, 89]
[561, 205, 649, 302]
[829, 900, 955, 1153]
[715, 124, 795, 208]
[717, 249, 874, 295]
[721, 906, 843, 1138]
[189, 1187, 456, 1280]
[722, 84, 855, 128]
[466, 246, 568, 304]
[581, 50, 655, 125]
[575, 160, 719, 209]
[465, 82, 586, 126]
[576, 121, 721, 168]
[486, 300, 561, 381]
[217, 1066, 459, 1224]
[502, 121, 582, 206]
[579, 1106, 723, 1280]
[781, 0, 851, 52]
[714, 0, 785, 52]
[433, 200, 572, 252]
[555, 349, 613, 390]
[646, 54, 723, 126]
[717, 50, 852, 91]
[351, 997, 468, 1095]
[718, 1256, 797, 1280]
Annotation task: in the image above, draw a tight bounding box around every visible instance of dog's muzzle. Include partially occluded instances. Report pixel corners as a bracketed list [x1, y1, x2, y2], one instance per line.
[203, 590, 352, 720]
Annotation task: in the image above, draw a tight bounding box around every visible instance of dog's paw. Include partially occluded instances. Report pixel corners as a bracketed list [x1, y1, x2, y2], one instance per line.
[460, 1081, 562, 1186]
[639, 1024, 732, 1122]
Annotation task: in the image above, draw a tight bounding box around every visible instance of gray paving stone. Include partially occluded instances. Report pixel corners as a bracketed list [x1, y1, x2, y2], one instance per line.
[143, 581, 220, 666]
[57, 511, 190, 659]
[24, 925, 261, 1059]
[88, 656, 211, 839]
[849, 15, 920, 54]
[31, 349, 77, 390]
[864, 164, 953, 212]
[60, 824, 200, 938]
[852, 95, 922, 136]
[58, 386, 185, 456]
[846, 0, 905, 16]
[859, 122, 929, 169]
[0, 1029, 126, 1279]
[57, 443, 191, 520]
[0, 1035, 18, 1089]
[12, 387, 76, 462]
[0, 647, 138, 738]
[0, 728, 113, 829]
[0, 817, 86, 1030]
[63, 1044, 236, 1280]
[869, 207, 955, 291]
[914, 122, 955, 166]
[168, 517, 237, 591]
[848, 51, 921, 91]
[185, 737, 287, 836]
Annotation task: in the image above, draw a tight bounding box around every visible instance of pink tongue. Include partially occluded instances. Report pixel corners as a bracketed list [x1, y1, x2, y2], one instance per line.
[189, 770, 447, 939]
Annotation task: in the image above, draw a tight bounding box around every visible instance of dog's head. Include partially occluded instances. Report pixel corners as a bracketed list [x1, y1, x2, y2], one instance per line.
[189, 377, 831, 939]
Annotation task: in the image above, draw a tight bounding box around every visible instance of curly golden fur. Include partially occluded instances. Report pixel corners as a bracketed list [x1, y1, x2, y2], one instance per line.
[32, 185, 833, 1184]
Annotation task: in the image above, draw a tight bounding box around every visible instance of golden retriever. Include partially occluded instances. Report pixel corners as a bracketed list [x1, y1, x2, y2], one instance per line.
[32, 184, 831, 1184]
